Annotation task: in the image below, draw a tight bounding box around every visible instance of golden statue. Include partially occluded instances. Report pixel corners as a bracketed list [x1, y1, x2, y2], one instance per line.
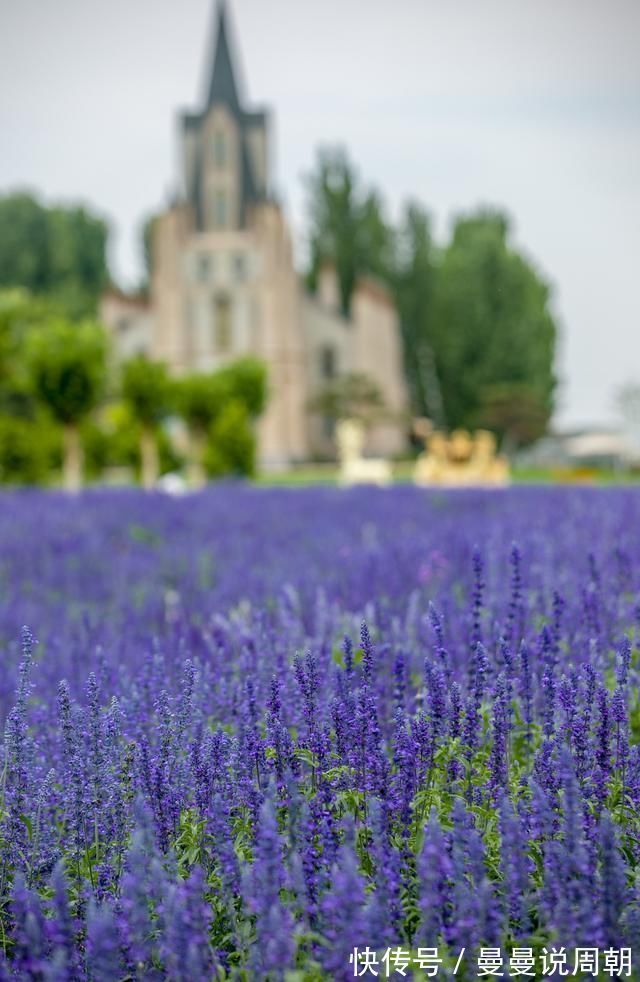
[413, 425, 510, 487]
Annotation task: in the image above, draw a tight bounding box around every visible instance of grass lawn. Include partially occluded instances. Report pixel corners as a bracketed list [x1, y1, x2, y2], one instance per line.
[255, 460, 640, 487]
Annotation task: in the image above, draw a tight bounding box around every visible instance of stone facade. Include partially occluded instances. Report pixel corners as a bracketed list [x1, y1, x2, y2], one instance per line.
[101, 2, 408, 470]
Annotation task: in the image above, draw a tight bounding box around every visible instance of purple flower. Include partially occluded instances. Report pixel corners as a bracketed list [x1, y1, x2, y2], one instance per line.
[159, 866, 216, 981]
[489, 673, 509, 793]
[247, 794, 296, 977]
[86, 900, 124, 981]
[471, 545, 485, 649]
[499, 797, 531, 935]
[507, 541, 523, 645]
[319, 846, 369, 981]
[418, 811, 452, 945]
[598, 814, 629, 947]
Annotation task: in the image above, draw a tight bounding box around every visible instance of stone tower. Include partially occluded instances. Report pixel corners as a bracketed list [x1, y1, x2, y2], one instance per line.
[150, 2, 309, 469]
[102, 1, 409, 471]
[182, 2, 269, 232]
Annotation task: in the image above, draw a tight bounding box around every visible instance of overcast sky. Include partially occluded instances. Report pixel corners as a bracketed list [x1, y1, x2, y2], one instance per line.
[1, 0, 639, 428]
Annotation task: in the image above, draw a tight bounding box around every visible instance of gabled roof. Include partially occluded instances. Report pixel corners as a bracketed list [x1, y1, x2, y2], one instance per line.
[205, 2, 241, 116]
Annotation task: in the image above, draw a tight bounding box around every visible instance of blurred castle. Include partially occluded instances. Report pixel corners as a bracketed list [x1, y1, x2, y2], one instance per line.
[101, 2, 407, 469]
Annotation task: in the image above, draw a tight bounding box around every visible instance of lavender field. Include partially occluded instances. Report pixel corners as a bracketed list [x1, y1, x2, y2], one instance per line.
[1, 485, 639, 980]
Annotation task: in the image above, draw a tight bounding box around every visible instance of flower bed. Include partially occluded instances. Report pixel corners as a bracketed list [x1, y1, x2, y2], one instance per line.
[0, 485, 638, 979]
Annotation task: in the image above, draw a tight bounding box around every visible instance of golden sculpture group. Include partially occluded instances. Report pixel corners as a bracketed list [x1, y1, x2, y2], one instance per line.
[336, 418, 509, 487]
[413, 427, 510, 487]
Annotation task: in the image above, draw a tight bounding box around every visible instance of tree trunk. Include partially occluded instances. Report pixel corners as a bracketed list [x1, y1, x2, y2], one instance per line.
[140, 424, 159, 490]
[62, 423, 83, 493]
[186, 429, 206, 488]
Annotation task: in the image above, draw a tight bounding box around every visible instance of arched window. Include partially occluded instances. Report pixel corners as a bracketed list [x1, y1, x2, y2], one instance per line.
[213, 131, 226, 167]
[213, 294, 232, 354]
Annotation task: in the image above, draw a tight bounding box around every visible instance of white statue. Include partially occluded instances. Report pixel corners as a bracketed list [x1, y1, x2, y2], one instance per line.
[336, 419, 392, 487]
[157, 472, 190, 495]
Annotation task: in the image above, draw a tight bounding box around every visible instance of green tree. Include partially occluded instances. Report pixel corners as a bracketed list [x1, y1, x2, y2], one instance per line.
[26, 319, 107, 490]
[430, 209, 557, 437]
[477, 382, 550, 452]
[204, 400, 256, 478]
[140, 212, 161, 294]
[174, 373, 227, 487]
[0, 193, 110, 316]
[0, 415, 59, 485]
[90, 401, 181, 481]
[390, 203, 444, 423]
[217, 357, 268, 418]
[305, 147, 393, 316]
[0, 290, 50, 417]
[175, 359, 267, 485]
[121, 356, 171, 488]
[308, 372, 385, 428]
[0, 197, 49, 294]
[304, 150, 558, 445]
[0, 291, 64, 484]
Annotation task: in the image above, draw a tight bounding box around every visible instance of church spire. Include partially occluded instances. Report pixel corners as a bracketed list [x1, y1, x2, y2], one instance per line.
[206, 2, 242, 115]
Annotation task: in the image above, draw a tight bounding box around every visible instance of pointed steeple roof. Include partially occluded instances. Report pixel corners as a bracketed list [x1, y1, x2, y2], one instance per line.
[181, 1, 270, 228]
[206, 2, 242, 115]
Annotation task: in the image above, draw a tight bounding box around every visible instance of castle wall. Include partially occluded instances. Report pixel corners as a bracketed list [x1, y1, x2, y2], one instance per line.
[300, 266, 409, 460]
[299, 292, 352, 458]
[350, 281, 408, 456]
[252, 204, 309, 469]
[151, 206, 191, 370]
[99, 292, 153, 361]
[180, 229, 256, 372]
